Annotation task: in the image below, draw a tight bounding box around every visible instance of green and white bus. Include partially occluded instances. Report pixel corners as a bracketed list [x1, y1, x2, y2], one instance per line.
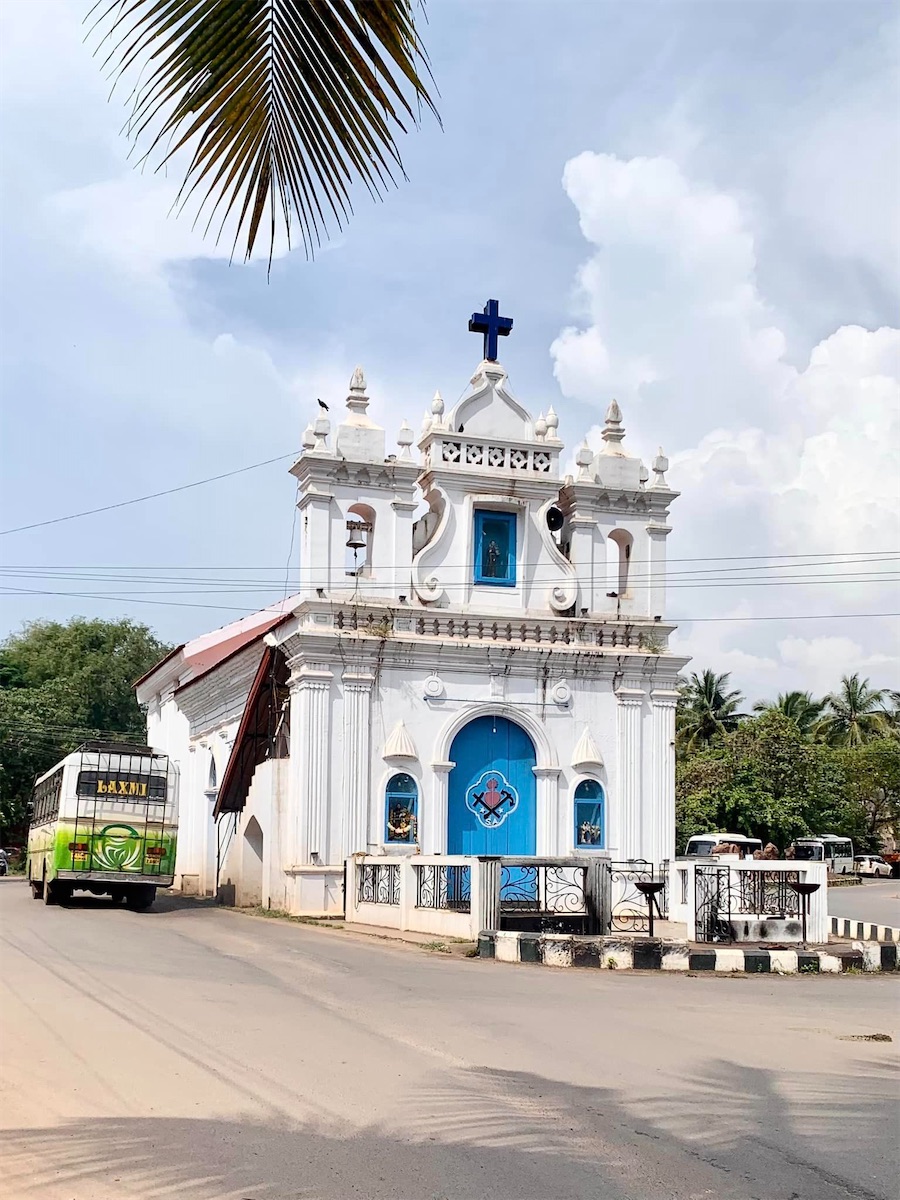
[26, 741, 178, 910]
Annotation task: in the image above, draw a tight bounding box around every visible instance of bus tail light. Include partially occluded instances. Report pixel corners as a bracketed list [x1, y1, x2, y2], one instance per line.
[69, 843, 89, 853]
[145, 846, 165, 859]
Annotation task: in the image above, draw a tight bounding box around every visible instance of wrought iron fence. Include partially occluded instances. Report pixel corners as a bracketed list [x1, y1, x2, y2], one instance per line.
[607, 860, 667, 933]
[416, 864, 471, 912]
[357, 863, 400, 906]
[736, 870, 801, 917]
[694, 866, 801, 943]
[498, 862, 594, 933]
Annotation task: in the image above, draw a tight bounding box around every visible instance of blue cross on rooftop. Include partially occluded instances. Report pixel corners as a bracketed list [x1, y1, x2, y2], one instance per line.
[468, 298, 513, 362]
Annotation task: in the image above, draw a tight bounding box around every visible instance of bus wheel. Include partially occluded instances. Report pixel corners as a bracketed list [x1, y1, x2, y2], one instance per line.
[30, 878, 43, 900]
[125, 885, 156, 911]
[109, 888, 126, 904]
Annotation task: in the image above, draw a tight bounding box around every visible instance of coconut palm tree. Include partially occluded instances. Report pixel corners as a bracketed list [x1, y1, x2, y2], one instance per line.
[752, 690, 824, 737]
[883, 690, 900, 738]
[90, 1, 439, 265]
[815, 674, 890, 747]
[676, 669, 745, 753]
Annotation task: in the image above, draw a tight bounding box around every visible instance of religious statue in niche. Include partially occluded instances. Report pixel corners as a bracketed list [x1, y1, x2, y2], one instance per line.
[484, 538, 502, 578]
[578, 819, 603, 845]
[387, 804, 416, 843]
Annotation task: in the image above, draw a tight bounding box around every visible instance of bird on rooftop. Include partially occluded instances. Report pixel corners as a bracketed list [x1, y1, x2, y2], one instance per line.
[317, 398, 329, 412]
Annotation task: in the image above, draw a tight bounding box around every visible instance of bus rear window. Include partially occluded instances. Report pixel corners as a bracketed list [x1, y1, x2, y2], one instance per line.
[686, 840, 713, 856]
[794, 844, 822, 860]
[77, 771, 167, 800]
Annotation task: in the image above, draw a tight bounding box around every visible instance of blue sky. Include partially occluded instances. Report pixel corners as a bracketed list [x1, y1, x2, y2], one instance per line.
[0, 0, 897, 701]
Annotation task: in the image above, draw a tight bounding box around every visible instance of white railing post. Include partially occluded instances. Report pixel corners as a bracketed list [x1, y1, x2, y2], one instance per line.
[802, 861, 828, 943]
[345, 856, 360, 923]
[399, 858, 417, 931]
[475, 857, 501, 934]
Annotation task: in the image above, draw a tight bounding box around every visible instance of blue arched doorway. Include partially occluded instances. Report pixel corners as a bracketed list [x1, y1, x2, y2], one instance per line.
[447, 715, 537, 855]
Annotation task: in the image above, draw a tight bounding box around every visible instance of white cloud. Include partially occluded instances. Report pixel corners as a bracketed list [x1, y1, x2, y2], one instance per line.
[555, 150, 900, 698]
[48, 173, 292, 277]
[783, 70, 900, 282]
[777, 636, 899, 698]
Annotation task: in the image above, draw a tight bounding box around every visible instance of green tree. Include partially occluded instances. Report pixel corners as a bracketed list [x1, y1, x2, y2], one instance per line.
[0, 679, 82, 846]
[676, 669, 745, 754]
[752, 690, 823, 737]
[816, 674, 890, 747]
[841, 739, 900, 850]
[0, 618, 169, 844]
[90, 1, 439, 265]
[882, 690, 900, 737]
[675, 712, 857, 852]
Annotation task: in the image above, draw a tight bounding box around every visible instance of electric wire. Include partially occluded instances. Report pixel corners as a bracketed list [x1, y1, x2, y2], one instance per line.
[0, 451, 301, 536]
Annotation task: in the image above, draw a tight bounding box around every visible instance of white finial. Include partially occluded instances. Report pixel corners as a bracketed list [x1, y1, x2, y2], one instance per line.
[639, 462, 650, 487]
[651, 446, 669, 487]
[534, 411, 547, 440]
[546, 405, 559, 435]
[346, 366, 369, 418]
[313, 414, 330, 452]
[421, 410, 433, 435]
[302, 423, 315, 450]
[431, 389, 444, 417]
[397, 420, 414, 460]
[601, 399, 625, 448]
[575, 439, 593, 481]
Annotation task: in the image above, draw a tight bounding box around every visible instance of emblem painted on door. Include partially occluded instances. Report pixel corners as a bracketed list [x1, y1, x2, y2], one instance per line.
[465, 770, 519, 829]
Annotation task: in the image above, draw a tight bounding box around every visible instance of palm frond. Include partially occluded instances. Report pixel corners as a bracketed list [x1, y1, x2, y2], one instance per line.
[88, 0, 439, 265]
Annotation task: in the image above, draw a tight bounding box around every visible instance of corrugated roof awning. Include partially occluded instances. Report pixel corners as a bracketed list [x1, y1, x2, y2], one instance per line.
[214, 647, 289, 817]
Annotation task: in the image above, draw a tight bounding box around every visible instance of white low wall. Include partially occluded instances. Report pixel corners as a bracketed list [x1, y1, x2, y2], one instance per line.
[669, 858, 829, 944]
[345, 855, 498, 941]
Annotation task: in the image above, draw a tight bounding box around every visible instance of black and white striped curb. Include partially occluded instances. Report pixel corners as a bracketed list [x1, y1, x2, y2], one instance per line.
[477, 931, 900, 973]
[830, 917, 900, 944]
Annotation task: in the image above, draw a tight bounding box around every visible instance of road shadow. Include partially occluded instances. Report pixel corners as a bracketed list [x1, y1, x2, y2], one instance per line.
[7, 879, 219, 914]
[2, 1059, 896, 1200]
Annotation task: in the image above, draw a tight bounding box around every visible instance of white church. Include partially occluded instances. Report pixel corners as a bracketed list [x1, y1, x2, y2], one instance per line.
[136, 301, 687, 915]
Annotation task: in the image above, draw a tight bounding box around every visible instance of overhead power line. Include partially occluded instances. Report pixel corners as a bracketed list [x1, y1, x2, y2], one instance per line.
[0, 582, 894, 625]
[0, 451, 300, 536]
[0, 555, 896, 590]
[2, 550, 898, 570]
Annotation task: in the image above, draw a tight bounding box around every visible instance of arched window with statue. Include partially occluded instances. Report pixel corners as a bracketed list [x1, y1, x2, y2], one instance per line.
[385, 773, 418, 844]
[574, 779, 605, 848]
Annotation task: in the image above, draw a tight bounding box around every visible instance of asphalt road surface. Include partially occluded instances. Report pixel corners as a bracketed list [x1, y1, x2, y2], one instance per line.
[829, 878, 900, 929]
[1, 878, 897, 1200]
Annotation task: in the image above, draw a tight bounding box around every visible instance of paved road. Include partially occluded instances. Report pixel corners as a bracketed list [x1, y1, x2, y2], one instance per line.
[829, 878, 900, 928]
[1, 878, 897, 1200]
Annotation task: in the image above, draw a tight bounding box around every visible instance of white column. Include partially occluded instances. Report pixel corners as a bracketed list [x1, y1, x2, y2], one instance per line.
[287, 675, 303, 864]
[567, 514, 597, 614]
[615, 680, 644, 861]
[293, 662, 332, 863]
[390, 497, 417, 594]
[649, 688, 679, 865]
[342, 669, 375, 857]
[645, 522, 672, 619]
[533, 766, 562, 855]
[428, 762, 454, 854]
[296, 493, 334, 599]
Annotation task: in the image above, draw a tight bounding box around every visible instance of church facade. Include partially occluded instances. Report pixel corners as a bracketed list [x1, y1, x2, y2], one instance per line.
[136, 303, 687, 915]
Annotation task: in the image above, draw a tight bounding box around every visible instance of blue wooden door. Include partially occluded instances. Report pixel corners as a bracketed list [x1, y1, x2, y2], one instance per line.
[447, 716, 536, 855]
